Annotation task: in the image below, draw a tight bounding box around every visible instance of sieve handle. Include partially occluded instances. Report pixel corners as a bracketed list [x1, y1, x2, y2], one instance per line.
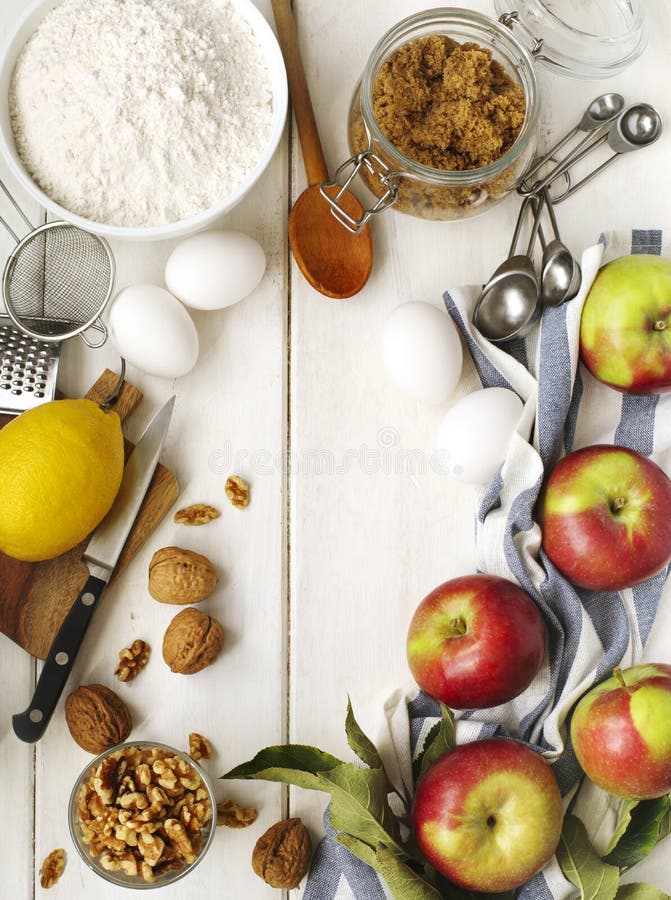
[0, 215, 19, 244]
[79, 319, 108, 349]
[0, 178, 34, 233]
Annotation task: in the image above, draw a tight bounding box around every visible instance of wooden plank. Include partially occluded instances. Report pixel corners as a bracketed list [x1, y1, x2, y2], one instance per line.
[286, 0, 671, 879]
[28, 0, 289, 894]
[0, 0, 46, 890]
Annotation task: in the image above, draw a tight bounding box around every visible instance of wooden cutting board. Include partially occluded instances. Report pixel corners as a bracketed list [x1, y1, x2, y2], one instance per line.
[0, 369, 179, 659]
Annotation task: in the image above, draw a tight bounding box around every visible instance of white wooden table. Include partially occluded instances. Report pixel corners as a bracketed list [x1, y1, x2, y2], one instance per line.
[2, 0, 671, 897]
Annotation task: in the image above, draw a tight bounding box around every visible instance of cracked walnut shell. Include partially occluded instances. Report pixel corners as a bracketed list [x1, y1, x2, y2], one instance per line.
[162, 608, 225, 674]
[148, 547, 218, 605]
[252, 818, 312, 889]
[65, 684, 132, 754]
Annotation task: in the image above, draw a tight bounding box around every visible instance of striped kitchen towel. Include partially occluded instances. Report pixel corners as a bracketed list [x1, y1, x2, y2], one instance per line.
[305, 229, 671, 900]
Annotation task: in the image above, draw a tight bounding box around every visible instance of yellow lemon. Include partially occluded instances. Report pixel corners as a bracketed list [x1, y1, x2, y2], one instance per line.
[0, 399, 124, 561]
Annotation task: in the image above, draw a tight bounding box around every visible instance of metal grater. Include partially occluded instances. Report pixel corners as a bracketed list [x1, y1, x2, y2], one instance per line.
[0, 315, 61, 415]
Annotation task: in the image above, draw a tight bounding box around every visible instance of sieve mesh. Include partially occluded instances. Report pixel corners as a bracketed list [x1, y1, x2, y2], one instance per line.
[3, 222, 114, 339]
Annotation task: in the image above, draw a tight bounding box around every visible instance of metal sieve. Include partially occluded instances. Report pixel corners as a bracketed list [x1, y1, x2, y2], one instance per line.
[0, 180, 115, 348]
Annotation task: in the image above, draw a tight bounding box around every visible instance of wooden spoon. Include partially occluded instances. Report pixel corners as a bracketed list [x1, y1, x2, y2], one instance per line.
[271, 0, 373, 299]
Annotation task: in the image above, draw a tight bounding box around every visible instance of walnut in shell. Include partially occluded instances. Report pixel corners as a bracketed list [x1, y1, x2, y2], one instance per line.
[162, 608, 225, 675]
[252, 818, 312, 889]
[148, 547, 218, 605]
[65, 684, 132, 754]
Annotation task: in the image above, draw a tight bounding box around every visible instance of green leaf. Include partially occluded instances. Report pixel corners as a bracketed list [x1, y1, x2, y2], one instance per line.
[345, 696, 382, 770]
[374, 845, 442, 900]
[607, 799, 640, 855]
[335, 833, 378, 869]
[224, 743, 343, 789]
[658, 798, 671, 842]
[224, 745, 406, 857]
[615, 884, 671, 899]
[557, 814, 620, 900]
[415, 705, 456, 782]
[605, 796, 671, 869]
[325, 764, 404, 854]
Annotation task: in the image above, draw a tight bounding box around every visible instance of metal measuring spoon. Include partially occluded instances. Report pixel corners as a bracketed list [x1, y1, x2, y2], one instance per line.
[552, 103, 663, 201]
[520, 93, 625, 193]
[541, 189, 582, 307]
[473, 195, 544, 343]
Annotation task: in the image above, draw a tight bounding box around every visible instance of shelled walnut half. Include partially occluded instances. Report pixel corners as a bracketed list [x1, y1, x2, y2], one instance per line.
[115, 639, 151, 682]
[225, 475, 250, 508]
[173, 503, 220, 526]
[217, 800, 257, 829]
[40, 848, 65, 889]
[188, 733, 212, 762]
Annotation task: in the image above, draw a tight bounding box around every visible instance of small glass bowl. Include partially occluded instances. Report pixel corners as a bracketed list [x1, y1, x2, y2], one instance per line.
[68, 741, 217, 890]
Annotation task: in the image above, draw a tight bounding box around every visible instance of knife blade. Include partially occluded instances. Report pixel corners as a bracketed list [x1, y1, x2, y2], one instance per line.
[12, 395, 175, 743]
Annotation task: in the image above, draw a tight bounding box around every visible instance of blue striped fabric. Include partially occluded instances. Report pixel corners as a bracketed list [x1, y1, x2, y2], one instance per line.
[305, 230, 671, 899]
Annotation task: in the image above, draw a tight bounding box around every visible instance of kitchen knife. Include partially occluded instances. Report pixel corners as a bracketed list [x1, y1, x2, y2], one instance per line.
[12, 395, 175, 743]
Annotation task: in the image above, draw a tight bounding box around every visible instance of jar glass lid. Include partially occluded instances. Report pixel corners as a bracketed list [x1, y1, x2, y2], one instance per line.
[493, 0, 646, 79]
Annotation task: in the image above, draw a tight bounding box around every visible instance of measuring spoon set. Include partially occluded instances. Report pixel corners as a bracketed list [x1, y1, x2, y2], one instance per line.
[474, 96, 663, 344]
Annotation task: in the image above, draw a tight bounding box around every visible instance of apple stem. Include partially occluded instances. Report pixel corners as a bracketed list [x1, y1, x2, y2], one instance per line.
[613, 667, 627, 688]
[449, 617, 468, 636]
[611, 497, 627, 514]
[654, 320, 668, 332]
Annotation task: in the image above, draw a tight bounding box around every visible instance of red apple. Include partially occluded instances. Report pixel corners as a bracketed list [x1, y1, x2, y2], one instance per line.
[406, 574, 546, 709]
[580, 254, 671, 394]
[412, 738, 563, 892]
[571, 664, 671, 799]
[539, 444, 671, 591]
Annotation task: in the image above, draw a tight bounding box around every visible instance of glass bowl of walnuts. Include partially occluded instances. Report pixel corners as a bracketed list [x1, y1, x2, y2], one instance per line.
[68, 741, 216, 888]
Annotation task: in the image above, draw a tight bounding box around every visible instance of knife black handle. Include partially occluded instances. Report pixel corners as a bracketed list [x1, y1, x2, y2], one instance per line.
[12, 573, 107, 743]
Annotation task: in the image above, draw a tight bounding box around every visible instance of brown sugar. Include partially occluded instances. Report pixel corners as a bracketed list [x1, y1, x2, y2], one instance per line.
[372, 35, 526, 171]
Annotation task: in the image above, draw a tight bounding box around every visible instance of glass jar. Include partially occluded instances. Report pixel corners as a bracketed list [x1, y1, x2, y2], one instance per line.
[321, 3, 646, 230]
[346, 9, 539, 225]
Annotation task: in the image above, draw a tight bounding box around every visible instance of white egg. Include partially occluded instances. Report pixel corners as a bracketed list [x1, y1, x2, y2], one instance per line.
[108, 285, 199, 378]
[381, 302, 463, 405]
[435, 387, 524, 484]
[165, 229, 266, 310]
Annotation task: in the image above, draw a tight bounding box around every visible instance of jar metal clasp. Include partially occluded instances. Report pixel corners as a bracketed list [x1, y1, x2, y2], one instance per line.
[319, 151, 403, 234]
[499, 11, 544, 57]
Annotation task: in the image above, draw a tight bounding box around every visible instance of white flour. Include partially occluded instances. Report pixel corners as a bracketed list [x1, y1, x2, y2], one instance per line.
[9, 0, 274, 227]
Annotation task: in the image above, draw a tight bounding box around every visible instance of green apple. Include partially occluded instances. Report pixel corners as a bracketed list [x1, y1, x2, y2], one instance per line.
[580, 254, 671, 393]
[412, 738, 563, 892]
[571, 663, 671, 799]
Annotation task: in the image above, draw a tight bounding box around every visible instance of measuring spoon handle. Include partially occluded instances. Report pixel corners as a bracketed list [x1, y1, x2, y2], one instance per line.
[521, 126, 611, 196]
[521, 124, 579, 188]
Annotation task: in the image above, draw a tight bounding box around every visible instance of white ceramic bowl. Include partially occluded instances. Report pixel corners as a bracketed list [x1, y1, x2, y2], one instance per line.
[0, 0, 287, 242]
